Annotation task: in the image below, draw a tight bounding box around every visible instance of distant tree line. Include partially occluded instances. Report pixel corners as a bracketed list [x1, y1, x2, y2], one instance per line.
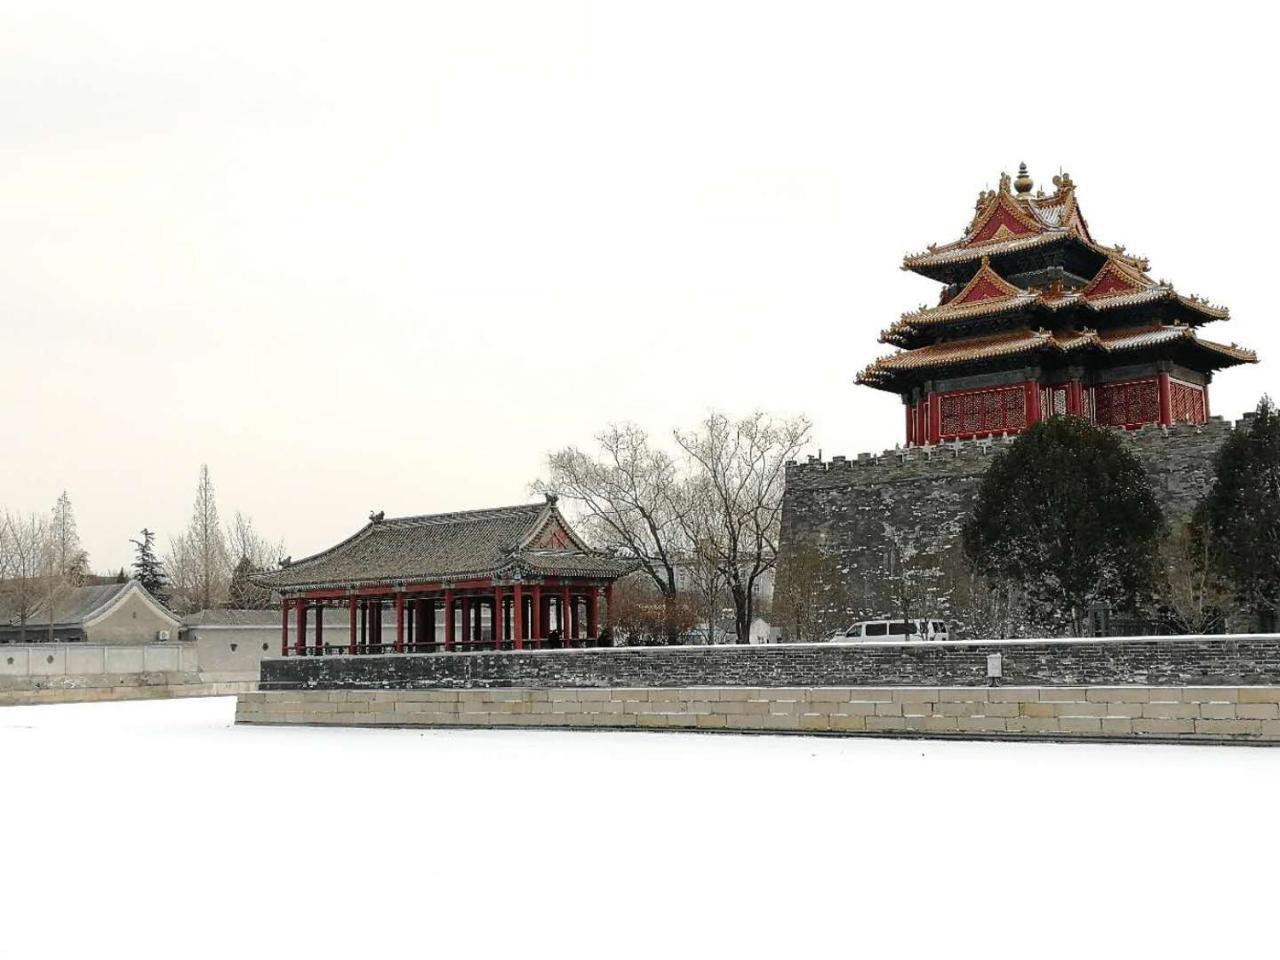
[0, 466, 287, 634]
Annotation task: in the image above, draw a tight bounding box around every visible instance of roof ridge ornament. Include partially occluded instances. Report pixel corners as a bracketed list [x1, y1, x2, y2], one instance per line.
[1014, 162, 1033, 195]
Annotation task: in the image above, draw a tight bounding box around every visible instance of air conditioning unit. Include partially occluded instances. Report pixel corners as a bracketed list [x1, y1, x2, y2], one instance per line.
[157, 630, 171, 642]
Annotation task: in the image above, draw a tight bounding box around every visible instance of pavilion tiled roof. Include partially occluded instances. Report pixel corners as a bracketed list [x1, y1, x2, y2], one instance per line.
[883, 256, 1229, 347]
[857, 324, 1257, 388]
[253, 500, 636, 594]
[902, 171, 1149, 274]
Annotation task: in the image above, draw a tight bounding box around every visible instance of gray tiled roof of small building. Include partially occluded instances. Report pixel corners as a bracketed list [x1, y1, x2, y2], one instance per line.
[254, 501, 635, 592]
[18, 582, 132, 627]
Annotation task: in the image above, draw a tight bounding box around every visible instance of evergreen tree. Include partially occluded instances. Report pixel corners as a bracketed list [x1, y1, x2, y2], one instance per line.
[961, 417, 1163, 635]
[227, 554, 273, 609]
[1197, 396, 1280, 631]
[130, 528, 169, 602]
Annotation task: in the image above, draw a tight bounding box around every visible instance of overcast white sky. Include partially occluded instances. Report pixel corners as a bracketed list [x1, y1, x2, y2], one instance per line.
[2, 1, 1276, 571]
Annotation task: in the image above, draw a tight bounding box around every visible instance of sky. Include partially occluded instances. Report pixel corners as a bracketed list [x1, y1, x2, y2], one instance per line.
[1, 1, 1276, 572]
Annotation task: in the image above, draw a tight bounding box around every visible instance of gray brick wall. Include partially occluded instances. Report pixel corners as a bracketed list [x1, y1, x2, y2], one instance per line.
[259, 636, 1280, 691]
[778, 418, 1241, 637]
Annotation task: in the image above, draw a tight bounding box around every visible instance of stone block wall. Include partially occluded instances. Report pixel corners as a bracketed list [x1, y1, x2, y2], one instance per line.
[257, 636, 1280, 691]
[778, 417, 1241, 638]
[235, 685, 1280, 743]
[0, 641, 254, 706]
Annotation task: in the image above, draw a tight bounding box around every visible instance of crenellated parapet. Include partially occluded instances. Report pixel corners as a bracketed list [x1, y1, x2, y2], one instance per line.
[786, 416, 1239, 483]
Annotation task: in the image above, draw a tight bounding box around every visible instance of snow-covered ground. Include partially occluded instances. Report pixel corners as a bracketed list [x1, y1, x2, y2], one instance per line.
[2, 697, 1276, 959]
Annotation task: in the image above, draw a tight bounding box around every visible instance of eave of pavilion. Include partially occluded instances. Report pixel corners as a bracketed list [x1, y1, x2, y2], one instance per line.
[267, 556, 638, 599]
[882, 257, 1230, 349]
[857, 323, 1257, 394]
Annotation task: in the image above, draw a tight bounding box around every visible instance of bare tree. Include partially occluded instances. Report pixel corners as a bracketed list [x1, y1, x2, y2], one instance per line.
[50, 491, 89, 581]
[3, 511, 48, 641]
[538, 425, 690, 635]
[682, 538, 731, 644]
[607, 573, 699, 646]
[226, 512, 286, 609]
[674, 412, 811, 643]
[773, 542, 843, 642]
[1156, 519, 1229, 634]
[166, 465, 230, 613]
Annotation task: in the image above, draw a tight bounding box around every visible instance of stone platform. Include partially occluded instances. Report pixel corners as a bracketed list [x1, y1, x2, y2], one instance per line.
[236, 684, 1280, 743]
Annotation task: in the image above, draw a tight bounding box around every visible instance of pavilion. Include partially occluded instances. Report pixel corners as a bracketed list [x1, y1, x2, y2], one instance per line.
[253, 495, 636, 656]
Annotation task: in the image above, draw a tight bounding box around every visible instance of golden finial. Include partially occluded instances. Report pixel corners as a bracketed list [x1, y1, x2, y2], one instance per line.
[1014, 162, 1033, 195]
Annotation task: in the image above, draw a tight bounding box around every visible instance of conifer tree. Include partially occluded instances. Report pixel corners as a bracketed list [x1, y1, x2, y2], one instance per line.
[1198, 396, 1280, 631]
[130, 528, 169, 602]
[962, 417, 1163, 635]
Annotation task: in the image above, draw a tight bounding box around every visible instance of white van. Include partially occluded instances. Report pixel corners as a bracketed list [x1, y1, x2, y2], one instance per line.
[830, 619, 950, 643]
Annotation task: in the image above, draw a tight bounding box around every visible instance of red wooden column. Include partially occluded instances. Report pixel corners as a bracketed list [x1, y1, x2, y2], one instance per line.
[1066, 380, 1083, 417]
[531, 585, 543, 647]
[904, 404, 914, 447]
[443, 591, 455, 652]
[1024, 380, 1042, 427]
[294, 601, 307, 656]
[604, 584, 613, 637]
[561, 585, 572, 647]
[1157, 372, 1173, 426]
[587, 585, 599, 641]
[348, 601, 357, 655]
[493, 586, 504, 650]
[512, 583, 524, 651]
[281, 599, 290, 657]
[315, 604, 324, 654]
[395, 593, 405, 653]
[927, 392, 941, 444]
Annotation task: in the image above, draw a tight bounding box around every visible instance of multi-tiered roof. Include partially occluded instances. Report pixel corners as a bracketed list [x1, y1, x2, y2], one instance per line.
[857, 168, 1255, 397]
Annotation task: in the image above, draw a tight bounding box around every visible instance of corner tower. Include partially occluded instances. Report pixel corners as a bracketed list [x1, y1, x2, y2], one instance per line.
[858, 165, 1257, 446]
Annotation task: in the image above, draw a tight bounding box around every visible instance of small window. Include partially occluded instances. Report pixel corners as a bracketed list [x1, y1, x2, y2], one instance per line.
[932, 621, 945, 632]
[865, 623, 888, 637]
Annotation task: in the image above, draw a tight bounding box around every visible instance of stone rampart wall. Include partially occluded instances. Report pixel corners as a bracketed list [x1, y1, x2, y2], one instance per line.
[236, 685, 1280, 743]
[778, 417, 1242, 637]
[257, 635, 1280, 691]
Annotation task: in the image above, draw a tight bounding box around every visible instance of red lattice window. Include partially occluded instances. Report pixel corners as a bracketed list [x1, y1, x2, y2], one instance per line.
[939, 386, 1026, 438]
[1170, 380, 1206, 424]
[1050, 387, 1068, 416]
[1095, 378, 1160, 428]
